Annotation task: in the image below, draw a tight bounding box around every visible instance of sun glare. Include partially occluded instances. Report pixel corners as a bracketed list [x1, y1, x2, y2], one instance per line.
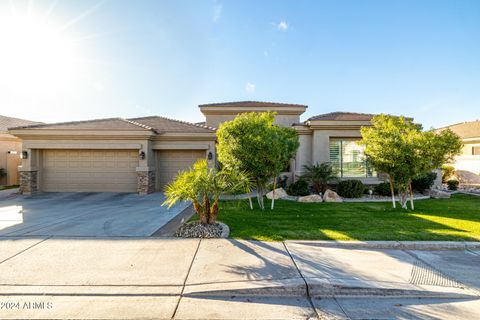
[0, 13, 81, 94]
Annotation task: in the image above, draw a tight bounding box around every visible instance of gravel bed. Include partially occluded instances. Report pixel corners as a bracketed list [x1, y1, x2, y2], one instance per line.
[343, 193, 430, 202]
[175, 221, 224, 238]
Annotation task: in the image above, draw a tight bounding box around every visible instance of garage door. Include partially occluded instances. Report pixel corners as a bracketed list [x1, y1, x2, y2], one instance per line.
[42, 149, 138, 192]
[156, 150, 205, 190]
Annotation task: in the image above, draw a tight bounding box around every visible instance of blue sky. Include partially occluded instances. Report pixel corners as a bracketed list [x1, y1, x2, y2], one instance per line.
[0, 0, 479, 128]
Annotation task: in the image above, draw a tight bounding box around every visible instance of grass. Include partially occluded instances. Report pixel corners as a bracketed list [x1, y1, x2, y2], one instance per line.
[0, 185, 19, 191]
[210, 194, 480, 241]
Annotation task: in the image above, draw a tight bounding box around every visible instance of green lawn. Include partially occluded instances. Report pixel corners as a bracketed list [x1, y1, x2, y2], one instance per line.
[0, 185, 19, 191]
[212, 194, 480, 241]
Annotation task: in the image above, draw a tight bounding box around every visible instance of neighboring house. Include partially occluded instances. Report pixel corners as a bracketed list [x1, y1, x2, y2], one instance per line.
[10, 101, 387, 194]
[438, 120, 480, 175]
[0, 115, 41, 186]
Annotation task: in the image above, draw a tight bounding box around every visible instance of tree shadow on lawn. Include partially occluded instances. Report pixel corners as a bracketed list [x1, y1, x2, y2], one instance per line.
[218, 194, 480, 241]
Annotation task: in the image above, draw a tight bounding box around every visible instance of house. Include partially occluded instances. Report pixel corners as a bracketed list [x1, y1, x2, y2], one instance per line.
[0, 115, 42, 186]
[438, 120, 480, 176]
[9, 101, 385, 194]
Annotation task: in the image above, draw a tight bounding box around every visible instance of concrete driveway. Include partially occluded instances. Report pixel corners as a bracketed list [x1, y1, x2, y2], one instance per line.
[0, 192, 190, 237]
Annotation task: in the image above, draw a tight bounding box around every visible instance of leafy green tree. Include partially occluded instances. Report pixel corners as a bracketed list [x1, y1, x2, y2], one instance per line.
[163, 160, 252, 224]
[301, 162, 338, 194]
[360, 114, 461, 209]
[216, 112, 299, 210]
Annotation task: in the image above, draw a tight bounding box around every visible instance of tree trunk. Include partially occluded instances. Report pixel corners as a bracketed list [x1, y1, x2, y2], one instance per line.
[409, 183, 415, 210]
[194, 199, 208, 224]
[271, 178, 276, 210]
[389, 176, 396, 209]
[248, 197, 253, 210]
[209, 200, 219, 224]
[398, 187, 409, 209]
[256, 182, 265, 210]
[203, 193, 211, 224]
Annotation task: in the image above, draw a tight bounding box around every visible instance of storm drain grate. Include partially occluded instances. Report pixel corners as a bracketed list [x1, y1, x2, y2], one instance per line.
[409, 258, 464, 288]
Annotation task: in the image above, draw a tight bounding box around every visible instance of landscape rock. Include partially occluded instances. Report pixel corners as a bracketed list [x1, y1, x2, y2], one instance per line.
[455, 170, 480, 185]
[323, 189, 343, 202]
[266, 188, 288, 200]
[175, 221, 224, 238]
[427, 189, 451, 199]
[298, 194, 323, 203]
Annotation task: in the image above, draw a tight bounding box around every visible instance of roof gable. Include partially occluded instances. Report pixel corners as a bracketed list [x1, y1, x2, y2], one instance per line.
[128, 116, 216, 133]
[9, 118, 153, 131]
[308, 112, 375, 121]
[439, 120, 480, 139]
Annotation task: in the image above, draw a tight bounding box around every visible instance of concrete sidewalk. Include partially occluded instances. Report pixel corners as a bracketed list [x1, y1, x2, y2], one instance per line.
[0, 238, 478, 319]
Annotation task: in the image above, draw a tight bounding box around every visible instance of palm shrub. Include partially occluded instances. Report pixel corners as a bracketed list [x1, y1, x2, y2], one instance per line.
[163, 160, 252, 224]
[302, 162, 337, 194]
[337, 180, 365, 198]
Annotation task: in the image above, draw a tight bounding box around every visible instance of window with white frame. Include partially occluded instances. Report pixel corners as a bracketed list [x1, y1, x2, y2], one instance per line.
[329, 139, 376, 178]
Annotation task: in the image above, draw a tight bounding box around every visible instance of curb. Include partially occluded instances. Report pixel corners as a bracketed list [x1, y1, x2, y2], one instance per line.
[285, 240, 480, 250]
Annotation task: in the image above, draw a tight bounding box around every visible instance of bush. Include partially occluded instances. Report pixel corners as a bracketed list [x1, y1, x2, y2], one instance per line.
[411, 172, 437, 192]
[447, 180, 459, 190]
[374, 182, 398, 196]
[286, 179, 310, 196]
[442, 165, 455, 183]
[337, 180, 365, 198]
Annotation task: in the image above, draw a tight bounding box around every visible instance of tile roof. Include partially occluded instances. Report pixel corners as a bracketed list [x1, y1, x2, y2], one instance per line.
[9, 116, 216, 134]
[307, 112, 376, 121]
[438, 120, 480, 139]
[128, 116, 216, 133]
[199, 101, 307, 108]
[0, 115, 42, 132]
[9, 118, 152, 131]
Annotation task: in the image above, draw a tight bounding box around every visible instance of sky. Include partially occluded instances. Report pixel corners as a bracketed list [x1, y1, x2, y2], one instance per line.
[0, 0, 479, 129]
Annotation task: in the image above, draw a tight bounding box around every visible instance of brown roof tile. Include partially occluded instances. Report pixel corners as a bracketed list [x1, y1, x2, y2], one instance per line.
[199, 101, 307, 108]
[438, 120, 480, 139]
[128, 116, 216, 133]
[308, 112, 376, 121]
[9, 118, 151, 131]
[0, 115, 42, 132]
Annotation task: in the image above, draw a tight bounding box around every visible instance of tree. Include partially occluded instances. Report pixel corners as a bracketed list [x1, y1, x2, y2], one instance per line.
[360, 114, 461, 210]
[216, 112, 299, 210]
[301, 162, 338, 194]
[163, 160, 252, 224]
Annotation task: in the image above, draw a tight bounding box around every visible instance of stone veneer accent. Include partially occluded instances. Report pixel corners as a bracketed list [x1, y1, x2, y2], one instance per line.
[19, 170, 38, 194]
[137, 170, 155, 195]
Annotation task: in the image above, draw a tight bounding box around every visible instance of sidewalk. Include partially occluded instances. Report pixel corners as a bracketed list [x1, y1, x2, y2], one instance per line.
[0, 238, 478, 319]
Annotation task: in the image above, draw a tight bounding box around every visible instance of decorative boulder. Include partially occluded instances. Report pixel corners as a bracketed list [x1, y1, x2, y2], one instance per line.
[323, 189, 343, 202]
[298, 194, 323, 203]
[427, 189, 451, 199]
[266, 188, 288, 200]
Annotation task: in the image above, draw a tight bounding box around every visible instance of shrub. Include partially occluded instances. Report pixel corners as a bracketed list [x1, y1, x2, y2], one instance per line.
[374, 182, 398, 196]
[447, 180, 459, 190]
[286, 179, 310, 196]
[442, 165, 455, 183]
[337, 180, 365, 198]
[411, 172, 437, 192]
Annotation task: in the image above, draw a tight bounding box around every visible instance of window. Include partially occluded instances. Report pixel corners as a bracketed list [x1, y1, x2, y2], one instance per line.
[473, 146, 480, 156]
[329, 139, 375, 177]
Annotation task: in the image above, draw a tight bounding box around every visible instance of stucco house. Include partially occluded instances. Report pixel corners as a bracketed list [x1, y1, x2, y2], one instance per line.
[438, 120, 480, 176]
[0, 115, 41, 186]
[9, 101, 385, 194]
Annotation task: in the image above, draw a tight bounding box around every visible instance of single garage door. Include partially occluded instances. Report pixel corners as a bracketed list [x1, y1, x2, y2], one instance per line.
[42, 149, 138, 192]
[156, 150, 205, 190]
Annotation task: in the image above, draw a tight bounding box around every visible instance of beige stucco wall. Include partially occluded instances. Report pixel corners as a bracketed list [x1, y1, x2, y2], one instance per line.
[0, 133, 22, 185]
[452, 141, 480, 175]
[294, 133, 313, 177]
[205, 113, 300, 129]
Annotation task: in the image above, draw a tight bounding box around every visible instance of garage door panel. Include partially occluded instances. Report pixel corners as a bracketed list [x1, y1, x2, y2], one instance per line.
[156, 150, 205, 190]
[42, 149, 138, 192]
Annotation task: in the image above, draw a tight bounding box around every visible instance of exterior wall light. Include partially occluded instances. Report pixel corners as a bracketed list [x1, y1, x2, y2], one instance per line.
[7, 151, 18, 155]
[207, 151, 213, 160]
[20, 151, 28, 159]
[139, 151, 146, 160]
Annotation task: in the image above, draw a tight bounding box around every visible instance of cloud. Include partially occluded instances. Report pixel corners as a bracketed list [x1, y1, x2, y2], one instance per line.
[245, 82, 255, 93]
[213, 4, 222, 22]
[277, 21, 288, 31]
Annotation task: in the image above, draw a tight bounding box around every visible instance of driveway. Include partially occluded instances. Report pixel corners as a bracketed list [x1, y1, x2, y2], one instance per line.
[0, 192, 190, 237]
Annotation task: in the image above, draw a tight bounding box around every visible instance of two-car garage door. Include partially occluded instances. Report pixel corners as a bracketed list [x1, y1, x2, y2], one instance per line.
[42, 150, 138, 192]
[40, 149, 206, 192]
